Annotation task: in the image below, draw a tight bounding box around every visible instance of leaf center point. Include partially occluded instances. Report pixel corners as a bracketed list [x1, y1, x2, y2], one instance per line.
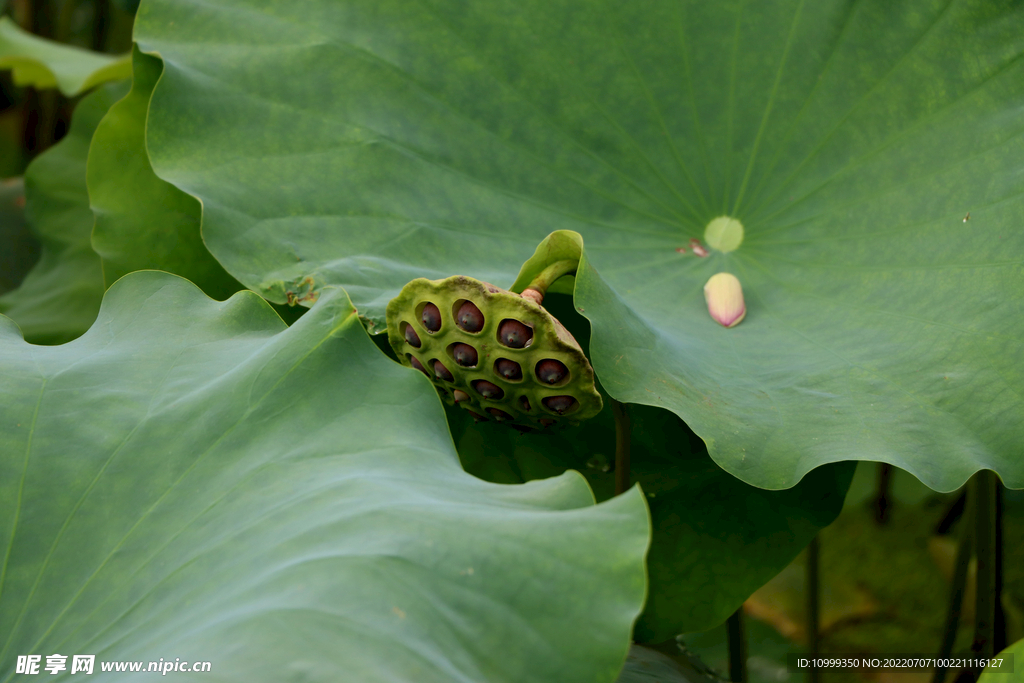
[704, 216, 744, 253]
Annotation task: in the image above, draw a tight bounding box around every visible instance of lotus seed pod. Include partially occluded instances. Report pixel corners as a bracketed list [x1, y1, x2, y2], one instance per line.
[535, 359, 568, 385]
[433, 360, 454, 382]
[421, 302, 442, 332]
[451, 343, 478, 367]
[408, 355, 429, 376]
[498, 319, 533, 348]
[456, 301, 485, 332]
[473, 380, 504, 400]
[467, 410, 488, 422]
[543, 395, 578, 415]
[487, 408, 513, 421]
[386, 275, 603, 429]
[704, 272, 746, 328]
[495, 358, 523, 381]
[404, 324, 421, 348]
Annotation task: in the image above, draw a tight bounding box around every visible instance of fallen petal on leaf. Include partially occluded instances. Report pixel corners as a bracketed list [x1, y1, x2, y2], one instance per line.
[704, 272, 746, 328]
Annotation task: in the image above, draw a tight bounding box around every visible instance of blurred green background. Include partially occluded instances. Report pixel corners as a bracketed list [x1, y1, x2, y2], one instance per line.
[683, 465, 1023, 683]
[0, 0, 135, 178]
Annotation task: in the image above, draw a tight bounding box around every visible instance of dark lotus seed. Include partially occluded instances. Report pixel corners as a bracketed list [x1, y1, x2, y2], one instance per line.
[519, 396, 531, 412]
[456, 301, 485, 332]
[433, 360, 453, 382]
[452, 343, 478, 367]
[408, 356, 429, 376]
[539, 418, 557, 427]
[543, 395, 578, 415]
[467, 410, 488, 422]
[495, 358, 522, 381]
[421, 302, 442, 332]
[453, 389, 469, 403]
[472, 380, 505, 400]
[404, 324, 421, 348]
[487, 408, 513, 421]
[498, 319, 533, 348]
[535, 359, 569, 385]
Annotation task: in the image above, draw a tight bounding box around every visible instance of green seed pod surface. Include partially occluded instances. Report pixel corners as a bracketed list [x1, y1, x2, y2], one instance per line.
[386, 275, 603, 428]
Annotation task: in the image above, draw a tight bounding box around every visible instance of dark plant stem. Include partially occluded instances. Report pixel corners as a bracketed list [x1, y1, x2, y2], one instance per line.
[726, 607, 747, 683]
[806, 535, 820, 683]
[31, 0, 57, 36]
[993, 482, 1005, 654]
[19, 0, 62, 156]
[874, 462, 893, 524]
[93, 0, 111, 52]
[56, 0, 79, 45]
[971, 470, 996, 668]
[28, 89, 62, 153]
[612, 400, 630, 495]
[10, 0, 32, 28]
[935, 492, 967, 536]
[933, 491, 974, 683]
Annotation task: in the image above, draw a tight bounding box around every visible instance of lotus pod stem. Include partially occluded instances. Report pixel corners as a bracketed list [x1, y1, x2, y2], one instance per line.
[521, 259, 578, 305]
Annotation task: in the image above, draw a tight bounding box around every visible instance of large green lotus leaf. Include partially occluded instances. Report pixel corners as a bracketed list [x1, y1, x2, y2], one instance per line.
[134, 0, 1024, 491]
[88, 47, 241, 298]
[0, 81, 128, 344]
[0, 178, 39, 295]
[0, 271, 649, 683]
[0, 17, 130, 96]
[452, 293, 853, 640]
